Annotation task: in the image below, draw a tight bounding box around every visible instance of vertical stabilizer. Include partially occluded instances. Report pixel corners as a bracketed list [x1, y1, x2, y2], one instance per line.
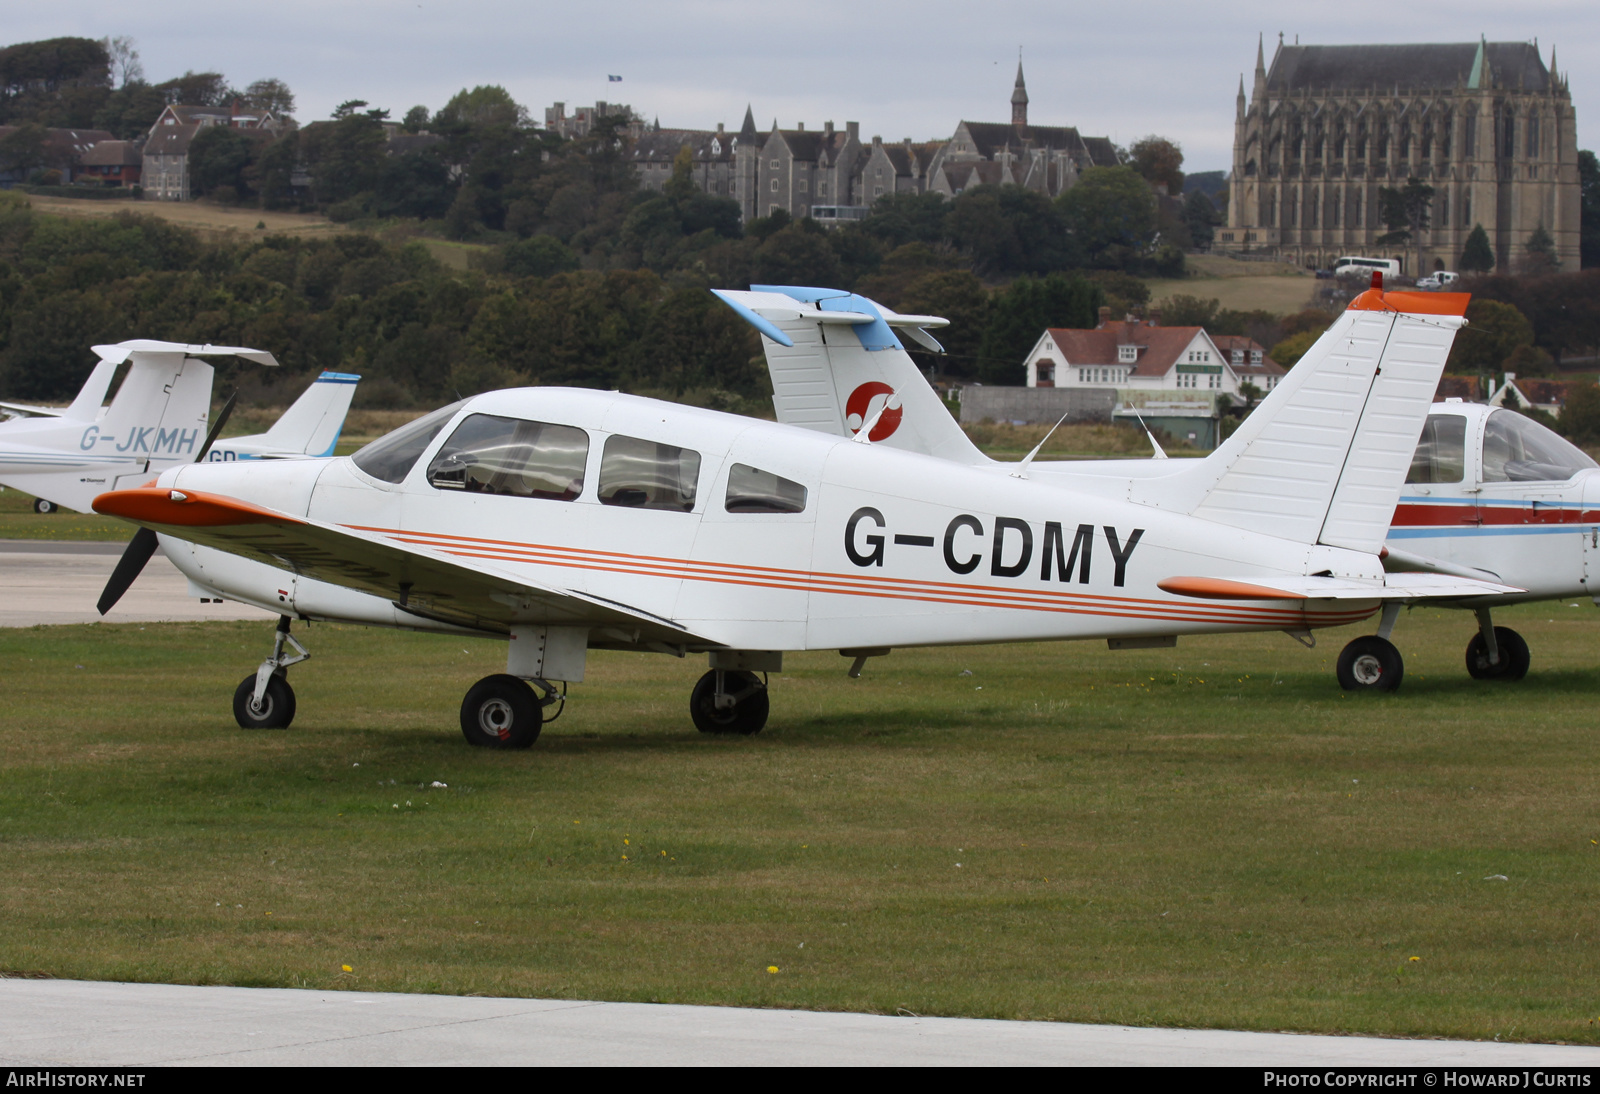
[96, 352, 213, 465]
[1129, 291, 1469, 549]
[712, 286, 985, 465]
[252, 371, 360, 456]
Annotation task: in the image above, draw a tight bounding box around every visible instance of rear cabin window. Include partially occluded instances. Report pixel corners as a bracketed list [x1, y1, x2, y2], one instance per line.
[1481, 409, 1598, 483]
[598, 434, 700, 512]
[1406, 414, 1466, 484]
[725, 463, 808, 514]
[426, 415, 588, 500]
[351, 400, 466, 484]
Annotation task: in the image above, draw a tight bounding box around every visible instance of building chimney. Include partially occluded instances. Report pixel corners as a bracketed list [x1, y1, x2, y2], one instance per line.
[1097, 306, 1111, 329]
[846, 121, 859, 141]
[824, 120, 833, 136]
[1148, 309, 1161, 327]
[716, 122, 725, 135]
[873, 135, 882, 147]
[796, 121, 805, 131]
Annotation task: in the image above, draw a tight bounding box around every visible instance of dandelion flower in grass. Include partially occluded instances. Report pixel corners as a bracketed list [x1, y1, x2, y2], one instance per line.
[767, 966, 779, 974]
[341, 965, 352, 972]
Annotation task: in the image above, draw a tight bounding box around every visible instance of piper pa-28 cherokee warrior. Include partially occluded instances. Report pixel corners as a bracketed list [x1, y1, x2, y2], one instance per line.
[92, 278, 1509, 749]
[0, 339, 358, 514]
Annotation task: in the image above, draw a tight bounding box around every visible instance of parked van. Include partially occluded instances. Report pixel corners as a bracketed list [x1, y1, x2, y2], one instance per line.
[1415, 271, 1460, 290]
[1333, 255, 1403, 280]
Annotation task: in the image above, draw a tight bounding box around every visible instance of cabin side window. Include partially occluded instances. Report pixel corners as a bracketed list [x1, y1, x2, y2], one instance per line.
[598, 434, 701, 511]
[1481, 409, 1598, 483]
[426, 414, 589, 500]
[1406, 414, 1466, 484]
[725, 464, 808, 514]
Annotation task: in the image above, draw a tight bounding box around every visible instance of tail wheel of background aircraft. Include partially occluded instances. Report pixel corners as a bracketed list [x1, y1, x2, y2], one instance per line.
[1336, 636, 1405, 692]
[1465, 627, 1531, 682]
[232, 671, 297, 729]
[32, 498, 57, 514]
[690, 669, 769, 736]
[460, 674, 541, 749]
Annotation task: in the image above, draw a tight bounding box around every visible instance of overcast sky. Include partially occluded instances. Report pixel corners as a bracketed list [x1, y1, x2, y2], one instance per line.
[11, 0, 1595, 173]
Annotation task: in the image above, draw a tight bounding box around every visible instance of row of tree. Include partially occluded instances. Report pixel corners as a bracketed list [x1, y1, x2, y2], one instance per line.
[0, 35, 294, 142]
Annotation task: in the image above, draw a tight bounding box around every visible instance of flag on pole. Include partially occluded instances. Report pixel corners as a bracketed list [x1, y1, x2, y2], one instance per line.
[608, 75, 623, 82]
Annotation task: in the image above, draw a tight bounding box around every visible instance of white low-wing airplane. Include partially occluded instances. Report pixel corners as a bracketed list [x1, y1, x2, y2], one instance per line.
[1379, 398, 1600, 683]
[731, 280, 1582, 693]
[0, 340, 359, 513]
[90, 281, 1509, 747]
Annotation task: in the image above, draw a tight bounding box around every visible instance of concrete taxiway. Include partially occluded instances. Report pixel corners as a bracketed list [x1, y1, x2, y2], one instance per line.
[2, 980, 1598, 1067]
[0, 539, 275, 627]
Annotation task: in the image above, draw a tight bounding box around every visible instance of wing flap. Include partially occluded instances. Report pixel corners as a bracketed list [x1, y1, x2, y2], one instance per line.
[93, 486, 702, 640]
[1160, 572, 1523, 601]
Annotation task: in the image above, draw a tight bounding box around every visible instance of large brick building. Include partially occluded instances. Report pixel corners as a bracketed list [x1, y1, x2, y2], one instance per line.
[1218, 36, 1581, 273]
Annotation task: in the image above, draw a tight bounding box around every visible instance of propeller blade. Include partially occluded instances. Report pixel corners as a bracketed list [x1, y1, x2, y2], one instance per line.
[195, 391, 238, 462]
[97, 527, 159, 615]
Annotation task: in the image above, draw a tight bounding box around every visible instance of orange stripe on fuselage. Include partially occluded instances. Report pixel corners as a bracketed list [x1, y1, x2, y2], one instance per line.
[345, 524, 1375, 631]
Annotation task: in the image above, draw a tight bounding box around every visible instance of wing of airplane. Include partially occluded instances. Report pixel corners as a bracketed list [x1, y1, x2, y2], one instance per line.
[93, 485, 705, 642]
[1158, 572, 1523, 601]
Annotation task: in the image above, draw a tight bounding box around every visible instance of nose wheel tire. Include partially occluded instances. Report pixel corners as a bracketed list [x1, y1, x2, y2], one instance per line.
[32, 498, 57, 514]
[461, 674, 542, 749]
[1465, 627, 1530, 681]
[690, 669, 769, 736]
[232, 673, 296, 729]
[1336, 636, 1404, 692]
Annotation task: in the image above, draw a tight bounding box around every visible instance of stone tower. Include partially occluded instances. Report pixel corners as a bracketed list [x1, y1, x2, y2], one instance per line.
[1011, 61, 1029, 127]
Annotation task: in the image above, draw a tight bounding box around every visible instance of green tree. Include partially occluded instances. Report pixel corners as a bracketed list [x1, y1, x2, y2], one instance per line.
[153, 71, 233, 107]
[1522, 224, 1559, 274]
[976, 273, 1103, 383]
[1057, 166, 1157, 271]
[1560, 382, 1600, 445]
[1460, 223, 1495, 273]
[0, 123, 48, 178]
[1181, 189, 1219, 251]
[861, 190, 949, 249]
[944, 185, 1072, 276]
[1376, 176, 1433, 274]
[401, 105, 430, 133]
[187, 125, 254, 198]
[1153, 294, 1220, 328]
[242, 78, 295, 118]
[1128, 135, 1184, 195]
[1580, 150, 1600, 269]
[500, 235, 579, 278]
[1445, 299, 1534, 372]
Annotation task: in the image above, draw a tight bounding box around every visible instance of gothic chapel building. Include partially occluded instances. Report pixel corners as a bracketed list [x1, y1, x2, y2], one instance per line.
[1218, 37, 1580, 272]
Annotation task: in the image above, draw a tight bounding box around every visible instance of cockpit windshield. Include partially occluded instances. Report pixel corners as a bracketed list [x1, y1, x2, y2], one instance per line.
[350, 400, 466, 484]
[1481, 409, 1598, 483]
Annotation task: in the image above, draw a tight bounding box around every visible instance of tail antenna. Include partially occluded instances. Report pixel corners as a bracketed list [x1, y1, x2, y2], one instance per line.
[1126, 403, 1168, 460]
[1011, 411, 1071, 478]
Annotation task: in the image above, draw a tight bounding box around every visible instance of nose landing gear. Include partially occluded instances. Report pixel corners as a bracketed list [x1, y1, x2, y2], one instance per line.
[232, 615, 308, 729]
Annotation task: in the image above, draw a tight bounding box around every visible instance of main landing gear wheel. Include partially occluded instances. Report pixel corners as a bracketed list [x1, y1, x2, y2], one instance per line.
[461, 674, 543, 749]
[1466, 627, 1530, 681]
[233, 672, 296, 729]
[690, 669, 769, 736]
[32, 498, 57, 514]
[1336, 635, 1404, 692]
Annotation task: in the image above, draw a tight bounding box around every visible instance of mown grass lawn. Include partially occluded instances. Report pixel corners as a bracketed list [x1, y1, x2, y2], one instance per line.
[3, 604, 1600, 1043]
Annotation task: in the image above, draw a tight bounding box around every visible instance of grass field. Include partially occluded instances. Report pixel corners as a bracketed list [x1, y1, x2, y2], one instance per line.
[3, 604, 1600, 1042]
[1144, 253, 1320, 316]
[22, 194, 342, 241]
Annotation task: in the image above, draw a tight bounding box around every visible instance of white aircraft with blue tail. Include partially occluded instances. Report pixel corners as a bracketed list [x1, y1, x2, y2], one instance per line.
[0, 339, 358, 513]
